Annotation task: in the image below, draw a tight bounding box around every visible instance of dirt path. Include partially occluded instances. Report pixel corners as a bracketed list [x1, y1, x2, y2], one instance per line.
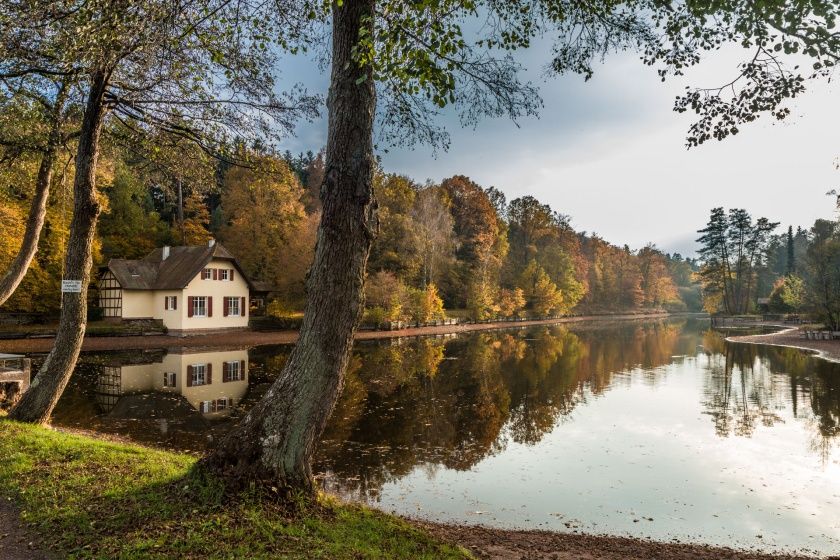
[0, 312, 673, 354]
[423, 522, 827, 560]
[727, 327, 840, 363]
[0, 499, 52, 560]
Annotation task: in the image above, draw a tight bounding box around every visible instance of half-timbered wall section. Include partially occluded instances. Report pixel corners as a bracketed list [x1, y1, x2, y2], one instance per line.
[99, 271, 122, 318]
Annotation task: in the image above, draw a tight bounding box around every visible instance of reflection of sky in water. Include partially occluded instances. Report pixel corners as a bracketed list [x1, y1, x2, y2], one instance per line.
[355, 355, 840, 556]
[45, 319, 840, 556]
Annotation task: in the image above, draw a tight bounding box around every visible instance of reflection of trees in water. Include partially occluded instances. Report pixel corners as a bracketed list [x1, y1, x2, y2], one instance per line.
[318, 320, 697, 498]
[702, 341, 786, 438]
[702, 337, 840, 461]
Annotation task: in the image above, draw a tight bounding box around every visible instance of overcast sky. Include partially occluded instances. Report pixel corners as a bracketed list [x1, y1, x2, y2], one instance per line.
[276, 39, 840, 257]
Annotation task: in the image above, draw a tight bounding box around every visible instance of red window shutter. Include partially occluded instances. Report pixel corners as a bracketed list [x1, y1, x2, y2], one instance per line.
[206, 363, 212, 384]
[222, 362, 229, 382]
[230, 269, 235, 281]
[187, 296, 194, 317]
[186, 365, 194, 387]
[208, 297, 213, 317]
[241, 297, 247, 317]
[173, 296, 177, 311]
[240, 360, 246, 376]
[212, 269, 218, 280]
[223, 297, 229, 317]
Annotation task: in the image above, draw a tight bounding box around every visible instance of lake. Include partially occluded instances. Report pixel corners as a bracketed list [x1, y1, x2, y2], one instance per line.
[38, 317, 840, 555]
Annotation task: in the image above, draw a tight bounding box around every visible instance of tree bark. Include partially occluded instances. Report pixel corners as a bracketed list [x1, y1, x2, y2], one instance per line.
[0, 85, 68, 307]
[202, 0, 377, 493]
[9, 69, 108, 424]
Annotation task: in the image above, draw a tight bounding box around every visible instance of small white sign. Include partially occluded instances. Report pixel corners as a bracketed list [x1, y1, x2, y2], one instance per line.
[61, 280, 83, 293]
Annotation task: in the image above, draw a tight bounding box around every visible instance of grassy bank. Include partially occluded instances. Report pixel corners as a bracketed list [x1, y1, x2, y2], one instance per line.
[0, 421, 469, 559]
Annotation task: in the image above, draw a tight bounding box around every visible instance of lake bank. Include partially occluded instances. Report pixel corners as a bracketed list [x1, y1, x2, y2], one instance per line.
[0, 421, 818, 560]
[727, 327, 840, 363]
[0, 311, 682, 353]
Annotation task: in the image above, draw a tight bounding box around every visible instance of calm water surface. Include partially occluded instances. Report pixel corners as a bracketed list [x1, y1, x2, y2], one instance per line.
[40, 318, 840, 555]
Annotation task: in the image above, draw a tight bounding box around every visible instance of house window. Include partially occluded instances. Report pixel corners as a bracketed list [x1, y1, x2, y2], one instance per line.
[164, 296, 177, 311]
[225, 296, 240, 317]
[199, 398, 231, 414]
[191, 364, 207, 386]
[219, 269, 230, 281]
[193, 296, 207, 317]
[163, 372, 177, 387]
[202, 268, 212, 280]
[223, 360, 244, 382]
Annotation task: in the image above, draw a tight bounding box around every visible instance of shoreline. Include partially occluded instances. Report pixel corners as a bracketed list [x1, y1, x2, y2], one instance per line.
[726, 327, 840, 364]
[0, 311, 689, 354]
[420, 521, 818, 560]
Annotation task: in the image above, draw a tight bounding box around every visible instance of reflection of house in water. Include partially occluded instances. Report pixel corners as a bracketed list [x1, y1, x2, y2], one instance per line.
[95, 348, 249, 419]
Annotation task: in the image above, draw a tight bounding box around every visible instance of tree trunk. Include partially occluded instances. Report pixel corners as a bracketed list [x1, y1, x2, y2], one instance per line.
[9, 69, 108, 424]
[0, 85, 68, 307]
[202, 0, 377, 493]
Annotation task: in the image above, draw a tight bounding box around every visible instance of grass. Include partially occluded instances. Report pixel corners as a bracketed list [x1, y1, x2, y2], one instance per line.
[0, 421, 471, 559]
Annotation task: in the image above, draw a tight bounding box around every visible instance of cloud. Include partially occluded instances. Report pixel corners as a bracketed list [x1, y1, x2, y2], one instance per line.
[275, 36, 840, 256]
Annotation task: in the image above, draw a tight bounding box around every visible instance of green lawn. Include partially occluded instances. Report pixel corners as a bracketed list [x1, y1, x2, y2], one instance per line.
[0, 421, 470, 559]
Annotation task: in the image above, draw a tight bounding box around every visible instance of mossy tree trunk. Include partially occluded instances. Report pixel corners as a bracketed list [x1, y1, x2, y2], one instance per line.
[202, 0, 377, 492]
[9, 69, 109, 424]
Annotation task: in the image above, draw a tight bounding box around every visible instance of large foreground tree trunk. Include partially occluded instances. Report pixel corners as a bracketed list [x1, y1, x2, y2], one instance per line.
[0, 85, 68, 307]
[203, 0, 377, 492]
[9, 70, 108, 424]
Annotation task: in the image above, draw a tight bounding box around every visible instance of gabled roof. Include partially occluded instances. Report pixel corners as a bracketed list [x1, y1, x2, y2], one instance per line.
[106, 243, 253, 290]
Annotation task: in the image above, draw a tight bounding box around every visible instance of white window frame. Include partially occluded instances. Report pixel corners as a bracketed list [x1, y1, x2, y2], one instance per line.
[164, 295, 177, 311]
[225, 360, 242, 381]
[226, 296, 241, 317]
[191, 364, 207, 386]
[163, 371, 177, 387]
[200, 401, 212, 413]
[201, 268, 212, 280]
[219, 269, 230, 281]
[193, 296, 207, 317]
[216, 398, 230, 411]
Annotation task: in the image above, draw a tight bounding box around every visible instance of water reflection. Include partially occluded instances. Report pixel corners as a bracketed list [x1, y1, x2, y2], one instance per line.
[317, 320, 712, 487]
[44, 318, 840, 553]
[52, 348, 253, 450]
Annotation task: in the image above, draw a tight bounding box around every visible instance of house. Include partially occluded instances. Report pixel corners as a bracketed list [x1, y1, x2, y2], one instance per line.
[99, 241, 252, 336]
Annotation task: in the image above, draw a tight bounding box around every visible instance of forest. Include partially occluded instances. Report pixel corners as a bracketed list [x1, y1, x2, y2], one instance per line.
[695, 205, 840, 329]
[0, 137, 701, 321]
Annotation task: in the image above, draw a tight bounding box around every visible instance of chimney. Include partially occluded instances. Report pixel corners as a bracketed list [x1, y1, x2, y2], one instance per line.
[162, 246, 170, 260]
[208, 239, 216, 247]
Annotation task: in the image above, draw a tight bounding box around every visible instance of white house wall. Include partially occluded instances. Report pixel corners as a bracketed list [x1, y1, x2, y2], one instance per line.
[180, 258, 250, 332]
[120, 290, 156, 320]
[118, 258, 250, 333]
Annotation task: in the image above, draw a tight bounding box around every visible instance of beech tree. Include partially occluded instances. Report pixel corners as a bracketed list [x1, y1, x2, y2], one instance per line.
[0, 75, 77, 306]
[220, 156, 312, 305]
[7, 0, 316, 423]
[204, 0, 839, 494]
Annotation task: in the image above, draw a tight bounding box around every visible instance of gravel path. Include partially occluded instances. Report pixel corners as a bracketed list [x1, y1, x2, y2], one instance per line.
[0, 312, 670, 354]
[0, 499, 51, 560]
[727, 327, 840, 363]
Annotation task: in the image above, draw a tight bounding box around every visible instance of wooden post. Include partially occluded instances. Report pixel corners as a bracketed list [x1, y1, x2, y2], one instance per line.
[21, 358, 31, 392]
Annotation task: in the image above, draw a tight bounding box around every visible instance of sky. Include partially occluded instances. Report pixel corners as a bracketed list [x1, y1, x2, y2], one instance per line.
[275, 37, 840, 257]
